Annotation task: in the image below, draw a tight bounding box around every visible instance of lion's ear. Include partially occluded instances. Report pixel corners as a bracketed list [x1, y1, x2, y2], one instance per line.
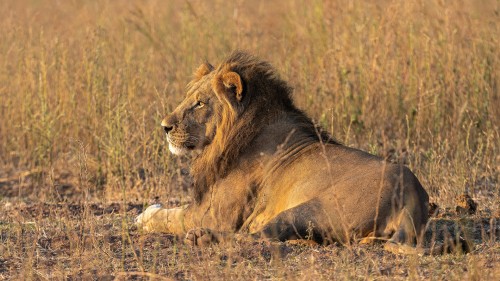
[194, 62, 214, 79]
[220, 71, 243, 102]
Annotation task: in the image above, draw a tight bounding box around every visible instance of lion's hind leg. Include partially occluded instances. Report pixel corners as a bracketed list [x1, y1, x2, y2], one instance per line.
[256, 200, 339, 245]
[382, 208, 426, 255]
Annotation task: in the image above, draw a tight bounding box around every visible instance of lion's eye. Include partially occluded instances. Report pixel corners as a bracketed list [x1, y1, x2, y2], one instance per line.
[195, 101, 205, 109]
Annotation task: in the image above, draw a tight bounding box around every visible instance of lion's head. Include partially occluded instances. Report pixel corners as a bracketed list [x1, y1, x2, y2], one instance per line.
[161, 52, 292, 153]
[161, 62, 219, 156]
[162, 51, 330, 202]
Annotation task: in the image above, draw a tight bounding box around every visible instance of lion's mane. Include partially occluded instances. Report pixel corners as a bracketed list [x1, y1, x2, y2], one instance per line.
[191, 51, 336, 202]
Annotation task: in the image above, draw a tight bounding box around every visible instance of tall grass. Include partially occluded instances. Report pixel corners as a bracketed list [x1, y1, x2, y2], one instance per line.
[1, 0, 496, 208]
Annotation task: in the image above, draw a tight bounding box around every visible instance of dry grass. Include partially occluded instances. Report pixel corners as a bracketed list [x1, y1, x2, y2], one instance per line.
[0, 0, 498, 279]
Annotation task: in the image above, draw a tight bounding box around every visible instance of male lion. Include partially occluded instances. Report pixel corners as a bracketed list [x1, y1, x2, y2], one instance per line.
[136, 51, 429, 253]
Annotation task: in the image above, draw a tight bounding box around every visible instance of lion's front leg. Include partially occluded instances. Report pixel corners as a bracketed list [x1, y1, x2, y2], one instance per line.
[184, 228, 220, 246]
[135, 204, 187, 234]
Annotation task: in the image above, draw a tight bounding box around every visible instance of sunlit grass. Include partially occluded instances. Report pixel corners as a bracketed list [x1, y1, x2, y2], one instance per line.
[0, 0, 498, 279]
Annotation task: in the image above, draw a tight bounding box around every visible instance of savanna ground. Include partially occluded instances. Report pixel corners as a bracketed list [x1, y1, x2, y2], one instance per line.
[0, 0, 498, 280]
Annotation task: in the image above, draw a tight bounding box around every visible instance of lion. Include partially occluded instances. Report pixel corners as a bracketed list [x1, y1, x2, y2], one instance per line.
[136, 51, 429, 253]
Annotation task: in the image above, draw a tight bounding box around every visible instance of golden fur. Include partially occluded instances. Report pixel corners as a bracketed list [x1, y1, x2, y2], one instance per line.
[191, 52, 335, 202]
[136, 51, 429, 252]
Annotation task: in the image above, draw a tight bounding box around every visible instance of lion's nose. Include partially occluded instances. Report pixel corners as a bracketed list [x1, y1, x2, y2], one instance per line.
[161, 115, 177, 134]
[163, 125, 173, 134]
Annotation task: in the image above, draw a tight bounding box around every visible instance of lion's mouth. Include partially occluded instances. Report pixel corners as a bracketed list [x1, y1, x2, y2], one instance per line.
[168, 142, 187, 155]
[166, 134, 197, 155]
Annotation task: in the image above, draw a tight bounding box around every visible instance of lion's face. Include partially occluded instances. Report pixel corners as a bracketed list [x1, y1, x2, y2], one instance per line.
[161, 68, 220, 155]
[162, 62, 245, 156]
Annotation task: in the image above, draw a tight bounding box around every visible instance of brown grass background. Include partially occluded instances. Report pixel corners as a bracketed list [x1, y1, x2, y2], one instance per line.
[0, 0, 498, 279]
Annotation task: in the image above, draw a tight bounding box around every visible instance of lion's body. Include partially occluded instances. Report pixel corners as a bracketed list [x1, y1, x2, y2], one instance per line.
[136, 52, 429, 249]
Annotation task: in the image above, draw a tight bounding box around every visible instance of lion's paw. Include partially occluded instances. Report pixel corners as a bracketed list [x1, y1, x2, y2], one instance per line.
[135, 204, 162, 231]
[184, 228, 217, 246]
[383, 241, 425, 256]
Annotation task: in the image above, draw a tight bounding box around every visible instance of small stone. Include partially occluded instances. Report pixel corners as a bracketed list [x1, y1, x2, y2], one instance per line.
[4, 202, 13, 210]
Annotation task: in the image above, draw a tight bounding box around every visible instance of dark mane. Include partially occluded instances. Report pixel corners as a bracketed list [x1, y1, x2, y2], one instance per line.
[191, 51, 338, 203]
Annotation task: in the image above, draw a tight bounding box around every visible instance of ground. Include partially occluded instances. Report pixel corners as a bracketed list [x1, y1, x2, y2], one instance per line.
[0, 175, 498, 280]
